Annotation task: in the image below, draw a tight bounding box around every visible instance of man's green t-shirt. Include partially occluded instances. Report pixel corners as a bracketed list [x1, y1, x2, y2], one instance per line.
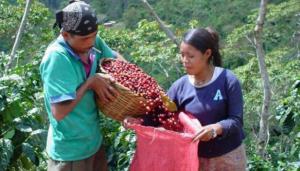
[40, 35, 115, 161]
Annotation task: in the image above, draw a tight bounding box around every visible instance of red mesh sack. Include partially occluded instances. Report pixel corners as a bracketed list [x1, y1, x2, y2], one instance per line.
[128, 112, 201, 171]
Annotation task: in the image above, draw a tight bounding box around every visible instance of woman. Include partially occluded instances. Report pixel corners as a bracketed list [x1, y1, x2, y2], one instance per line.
[167, 28, 247, 171]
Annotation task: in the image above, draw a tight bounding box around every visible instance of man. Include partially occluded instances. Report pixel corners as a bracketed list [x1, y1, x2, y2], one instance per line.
[40, 1, 122, 170]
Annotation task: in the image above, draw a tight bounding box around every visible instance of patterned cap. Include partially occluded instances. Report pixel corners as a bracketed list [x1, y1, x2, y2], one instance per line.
[54, 0, 98, 36]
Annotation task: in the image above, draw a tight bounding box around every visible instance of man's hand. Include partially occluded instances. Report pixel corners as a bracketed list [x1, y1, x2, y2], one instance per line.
[88, 73, 119, 103]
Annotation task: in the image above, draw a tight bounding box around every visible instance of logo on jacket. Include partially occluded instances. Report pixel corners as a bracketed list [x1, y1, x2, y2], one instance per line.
[213, 89, 223, 101]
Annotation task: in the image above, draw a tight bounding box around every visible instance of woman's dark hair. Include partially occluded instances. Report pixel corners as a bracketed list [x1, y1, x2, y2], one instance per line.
[69, 0, 80, 4]
[182, 27, 222, 67]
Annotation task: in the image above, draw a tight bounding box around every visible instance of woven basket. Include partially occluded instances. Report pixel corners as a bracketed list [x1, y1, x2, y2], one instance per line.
[96, 59, 149, 121]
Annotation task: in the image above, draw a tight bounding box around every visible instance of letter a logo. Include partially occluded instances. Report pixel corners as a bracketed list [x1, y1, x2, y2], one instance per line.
[213, 89, 223, 101]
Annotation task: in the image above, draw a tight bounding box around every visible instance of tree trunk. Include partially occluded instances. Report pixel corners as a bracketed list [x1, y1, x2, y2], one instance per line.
[48, 0, 59, 9]
[140, 0, 180, 48]
[123, 0, 128, 9]
[5, 0, 32, 74]
[108, 0, 121, 19]
[254, 0, 271, 158]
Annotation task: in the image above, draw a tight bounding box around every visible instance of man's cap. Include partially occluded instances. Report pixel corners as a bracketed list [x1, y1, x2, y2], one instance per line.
[54, 0, 98, 36]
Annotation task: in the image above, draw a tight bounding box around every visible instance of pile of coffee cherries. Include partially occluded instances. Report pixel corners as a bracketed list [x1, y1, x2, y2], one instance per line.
[102, 59, 183, 132]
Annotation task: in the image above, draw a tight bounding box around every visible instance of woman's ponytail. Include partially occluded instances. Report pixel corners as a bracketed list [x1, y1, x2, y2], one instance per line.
[205, 27, 222, 67]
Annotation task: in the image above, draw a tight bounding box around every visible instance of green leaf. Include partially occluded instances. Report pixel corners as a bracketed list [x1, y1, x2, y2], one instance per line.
[0, 138, 14, 171]
[28, 129, 47, 149]
[0, 100, 24, 123]
[4, 129, 15, 139]
[19, 153, 35, 170]
[22, 143, 37, 165]
[14, 117, 33, 133]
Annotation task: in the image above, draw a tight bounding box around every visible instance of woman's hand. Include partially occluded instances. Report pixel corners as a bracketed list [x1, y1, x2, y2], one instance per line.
[192, 123, 222, 142]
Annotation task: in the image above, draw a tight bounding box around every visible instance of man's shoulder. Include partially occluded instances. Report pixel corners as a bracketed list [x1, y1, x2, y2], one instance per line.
[46, 37, 67, 55]
[42, 38, 68, 63]
[94, 35, 108, 50]
[95, 34, 104, 42]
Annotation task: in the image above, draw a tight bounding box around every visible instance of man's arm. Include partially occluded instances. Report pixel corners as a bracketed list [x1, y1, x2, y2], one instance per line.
[114, 51, 126, 61]
[51, 74, 118, 121]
